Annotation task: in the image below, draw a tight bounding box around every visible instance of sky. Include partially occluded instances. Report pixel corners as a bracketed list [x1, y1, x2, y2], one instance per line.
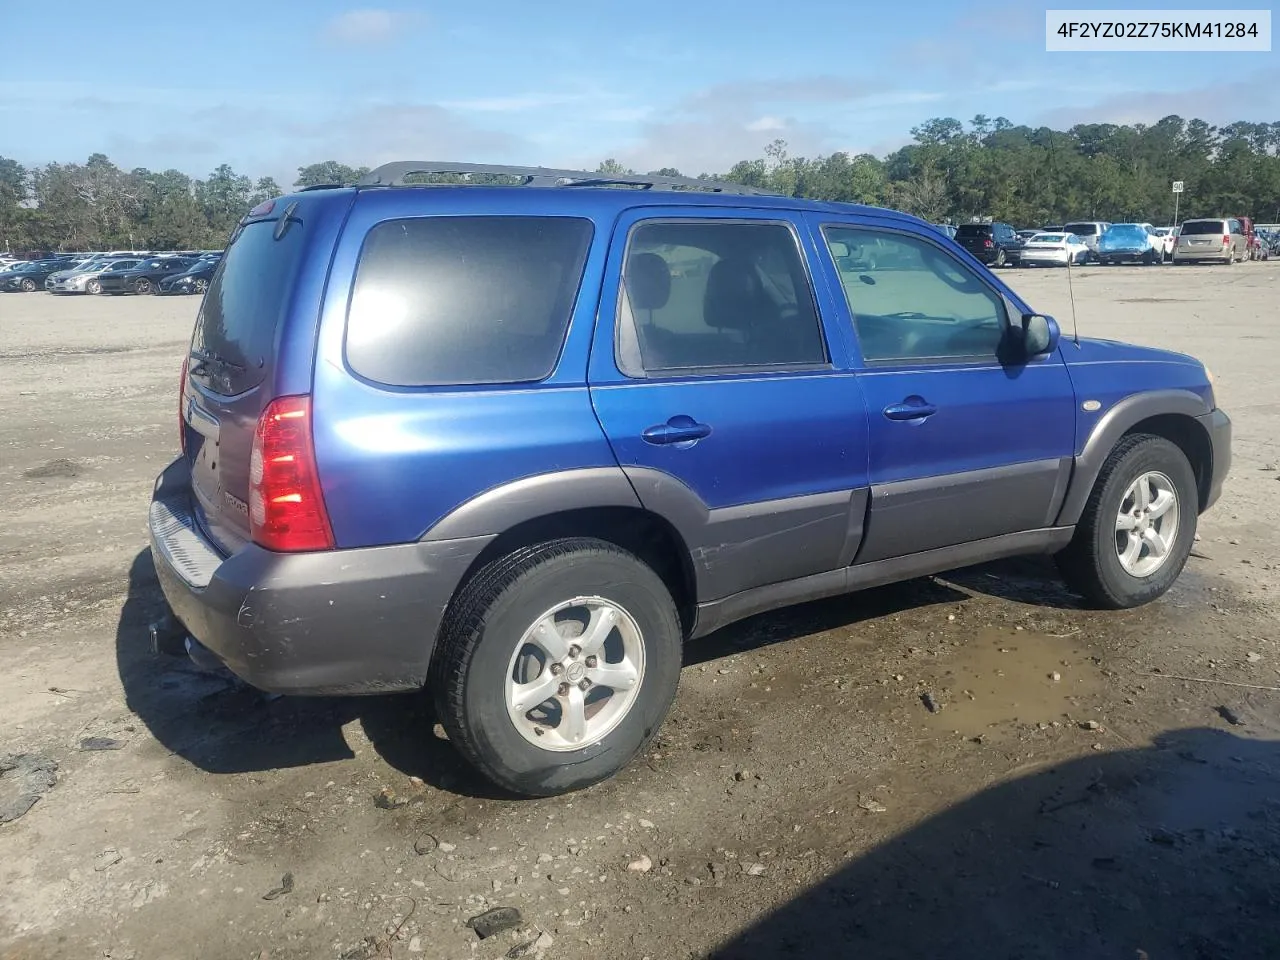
[1, 0, 1276, 187]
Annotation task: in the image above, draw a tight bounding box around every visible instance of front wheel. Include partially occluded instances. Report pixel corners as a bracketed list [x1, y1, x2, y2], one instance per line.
[431, 538, 683, 797]
[134, 278, 152, 294]
[1056, 434, 1198, 609]
[85, 278, 102, 295]
[19, 278, 36, 292]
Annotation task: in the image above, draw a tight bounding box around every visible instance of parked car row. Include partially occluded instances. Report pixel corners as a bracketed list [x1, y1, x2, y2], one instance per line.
[929, 216, 1270, 267]
[0, 250, 222, 294]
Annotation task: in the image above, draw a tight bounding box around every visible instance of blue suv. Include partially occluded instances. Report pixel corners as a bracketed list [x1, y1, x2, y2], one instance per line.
[150, 163, 1231, 796]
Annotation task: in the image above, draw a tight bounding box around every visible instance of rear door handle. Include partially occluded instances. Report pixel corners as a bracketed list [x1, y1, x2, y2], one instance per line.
[883, 399, 937, 421]
[643, 415, 712, 445]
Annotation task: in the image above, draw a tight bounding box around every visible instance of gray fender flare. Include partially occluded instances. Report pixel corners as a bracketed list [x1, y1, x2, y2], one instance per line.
[1055, 389, 1212, 526]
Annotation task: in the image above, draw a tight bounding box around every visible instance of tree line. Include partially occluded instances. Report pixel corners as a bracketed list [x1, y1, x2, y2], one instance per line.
[3, 114, 1278, 252]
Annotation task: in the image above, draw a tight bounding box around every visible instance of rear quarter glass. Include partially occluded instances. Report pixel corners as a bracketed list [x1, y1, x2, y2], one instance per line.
[189, 218, 307, 396]
[344, 216, 593, 387]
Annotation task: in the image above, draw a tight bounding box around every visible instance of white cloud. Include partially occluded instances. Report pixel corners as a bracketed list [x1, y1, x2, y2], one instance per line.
[322, 9, 413, 46]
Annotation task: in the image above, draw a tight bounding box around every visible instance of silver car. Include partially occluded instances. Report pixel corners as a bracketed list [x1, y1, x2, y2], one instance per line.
[1173, 218, 1248, 264]
[1062, 221, 1111, 261]
[45, 258, 142, 294]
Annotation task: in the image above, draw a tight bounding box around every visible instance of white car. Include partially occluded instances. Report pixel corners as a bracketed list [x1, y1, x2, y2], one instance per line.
[1152, 227, 1178, 258]
[1017, 232, 1090, 267]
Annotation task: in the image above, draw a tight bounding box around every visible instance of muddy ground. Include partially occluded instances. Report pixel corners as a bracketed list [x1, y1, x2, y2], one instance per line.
[1, 262, 1279, 960]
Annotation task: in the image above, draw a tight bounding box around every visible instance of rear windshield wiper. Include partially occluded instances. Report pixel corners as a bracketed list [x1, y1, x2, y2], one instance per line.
[189, 348, 245, 372]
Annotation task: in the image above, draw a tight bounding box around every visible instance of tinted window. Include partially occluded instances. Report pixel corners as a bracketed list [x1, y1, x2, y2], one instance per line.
[956, 224, 992, 238]
[824, 227, 1005, 363]
[191, 217, 306, 395]
[1180, 220, 1226, 235]
[346, 216, 592, 387]
[616, 220, 826, 375]
[1063, 223, 1100, 236]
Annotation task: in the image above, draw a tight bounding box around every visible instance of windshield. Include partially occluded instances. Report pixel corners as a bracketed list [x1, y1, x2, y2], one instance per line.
[1180, 220, 1227, 235]
[1064, 223, 1099, 236]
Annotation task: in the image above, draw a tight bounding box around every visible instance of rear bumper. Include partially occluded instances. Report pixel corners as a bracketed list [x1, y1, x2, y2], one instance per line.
[1097, 249, 1153, 262]
[1173, 248, 1230, 262]
[1198, 408, 1232, 513]
[148, 457, 494, 695]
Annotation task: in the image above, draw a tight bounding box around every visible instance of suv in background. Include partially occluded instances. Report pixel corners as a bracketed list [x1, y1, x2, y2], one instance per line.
[954, 221, 1022, 266]
[1062, 221, 1110, 261]
[149, 162, 1231, 797]
[1173, 218, 1248, 264]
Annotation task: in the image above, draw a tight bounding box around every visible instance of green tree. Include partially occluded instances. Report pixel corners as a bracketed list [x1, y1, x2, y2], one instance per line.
[294, 161, 369, 188]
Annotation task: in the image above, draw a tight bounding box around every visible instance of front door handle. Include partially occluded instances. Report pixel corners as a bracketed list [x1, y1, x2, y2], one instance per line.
[883, 399, 937, 421]
[643, 415, 712, 446]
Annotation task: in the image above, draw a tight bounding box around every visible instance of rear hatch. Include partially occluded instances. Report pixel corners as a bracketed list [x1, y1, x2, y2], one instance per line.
[181, 207, 309, 555]
[1179, 219, 1227, 248]
[955, 224, 993, 256]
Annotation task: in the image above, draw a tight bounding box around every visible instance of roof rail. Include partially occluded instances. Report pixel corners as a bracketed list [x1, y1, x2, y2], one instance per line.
[356, 161, 775, 196]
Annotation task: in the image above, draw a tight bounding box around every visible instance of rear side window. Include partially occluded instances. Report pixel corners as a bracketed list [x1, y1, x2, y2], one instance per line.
[1064, 223, 1099, 236]
[192, 218, 306, 395]
[346, 217, 592, 387]
[615, 220, 827, 375]
[1180, 220, 1226, 235]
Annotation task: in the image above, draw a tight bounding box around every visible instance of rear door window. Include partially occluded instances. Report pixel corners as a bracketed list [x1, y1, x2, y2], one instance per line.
[345, 216, 593, 387]
[190, 216, 306, 395]
[615, 220, 827, 375]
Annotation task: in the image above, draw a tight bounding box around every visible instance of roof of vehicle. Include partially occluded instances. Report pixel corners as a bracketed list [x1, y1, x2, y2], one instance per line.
[268, 160, 928, 229]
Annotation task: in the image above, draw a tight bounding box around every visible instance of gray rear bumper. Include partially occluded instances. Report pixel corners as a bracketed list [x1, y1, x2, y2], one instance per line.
[1198, 408, 1231, 512]
[148, 457, 493, 695]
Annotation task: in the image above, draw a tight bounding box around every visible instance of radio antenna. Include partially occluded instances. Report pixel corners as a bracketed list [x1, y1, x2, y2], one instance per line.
[1066, 248, 1081, 346]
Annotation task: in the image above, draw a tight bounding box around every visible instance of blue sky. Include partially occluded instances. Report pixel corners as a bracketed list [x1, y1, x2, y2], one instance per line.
[2, 0, 1275, 186]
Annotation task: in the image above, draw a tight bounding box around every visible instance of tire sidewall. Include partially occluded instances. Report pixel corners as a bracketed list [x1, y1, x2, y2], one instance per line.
[454, 550, 681, 796]
[1090, 439, 1198, 605]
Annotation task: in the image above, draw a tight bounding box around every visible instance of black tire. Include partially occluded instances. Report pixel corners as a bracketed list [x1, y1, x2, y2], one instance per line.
[1055, 434, 1198, 609]
[431, 538, 682, 797]
[134, 278, 152, 294]
[86, 278, 101, 295]
[994, 249, 1006, 268]
[19, 278, 36, 292]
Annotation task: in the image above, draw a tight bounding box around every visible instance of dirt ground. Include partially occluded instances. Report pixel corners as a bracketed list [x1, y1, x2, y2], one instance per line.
[2, 262, 1279, 960]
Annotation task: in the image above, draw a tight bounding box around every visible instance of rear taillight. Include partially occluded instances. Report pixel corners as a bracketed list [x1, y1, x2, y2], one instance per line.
[179, 356, 189, 455]
[983, 238, 994, 248]
[1222, 235, 1230, 246]
[249, 396, 334, 552]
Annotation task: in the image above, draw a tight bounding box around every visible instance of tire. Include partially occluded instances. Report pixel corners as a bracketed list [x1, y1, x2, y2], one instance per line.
[431, 538, 683, 797]
[194, 278, 208, 294]
[19, 278, 36, 292]
[86, 278, 101, 295]
[994, 249, 1006, 268]
[134, 278, 152, 294]
[1055, 434, 1198, 610]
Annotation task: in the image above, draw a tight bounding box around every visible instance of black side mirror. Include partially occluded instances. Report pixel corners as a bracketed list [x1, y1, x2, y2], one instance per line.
[999, 311, 1060, 364]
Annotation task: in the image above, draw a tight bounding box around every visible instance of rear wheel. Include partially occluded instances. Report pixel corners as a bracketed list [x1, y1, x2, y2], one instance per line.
[1056, 434, 1197, 609]
[193, 278, 208, 294]
[431, 538, 683, 796]
[994, 249, 1006, 268]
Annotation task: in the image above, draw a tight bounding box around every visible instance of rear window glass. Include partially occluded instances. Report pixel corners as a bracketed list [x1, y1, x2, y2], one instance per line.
[191, 217, 306, 395]
[956, 224, 991, 237]
[345, 216, 593, 387]
[1179, 220, 1226, 235]
[1063, 223, 1099, 236]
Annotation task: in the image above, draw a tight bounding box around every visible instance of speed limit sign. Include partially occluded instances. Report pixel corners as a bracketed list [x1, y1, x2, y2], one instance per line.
[1172, 181, 1184, 193]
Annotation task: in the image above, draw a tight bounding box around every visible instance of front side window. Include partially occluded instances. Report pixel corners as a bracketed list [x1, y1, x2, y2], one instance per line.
[346, 216, 593, 387]
[824, 226, 1006, 363]
[616, 220, 826, 376]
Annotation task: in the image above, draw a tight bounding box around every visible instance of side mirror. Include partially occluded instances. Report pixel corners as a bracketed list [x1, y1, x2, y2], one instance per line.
[1022, 313, 1059, 357]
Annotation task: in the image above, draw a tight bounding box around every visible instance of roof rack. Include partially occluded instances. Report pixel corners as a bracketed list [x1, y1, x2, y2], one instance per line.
[356, 161, 775, 196]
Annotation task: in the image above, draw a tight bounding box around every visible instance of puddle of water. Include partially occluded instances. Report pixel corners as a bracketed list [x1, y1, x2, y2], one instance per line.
[921, 627, 1101, 735]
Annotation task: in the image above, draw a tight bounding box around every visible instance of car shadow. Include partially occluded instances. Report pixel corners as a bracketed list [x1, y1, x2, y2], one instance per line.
[712, 726, 1280, 960]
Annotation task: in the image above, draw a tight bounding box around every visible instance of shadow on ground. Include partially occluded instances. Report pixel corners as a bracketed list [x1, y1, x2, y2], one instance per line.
[713, 726, 1280, 960]
[117, 547, 1103, 799]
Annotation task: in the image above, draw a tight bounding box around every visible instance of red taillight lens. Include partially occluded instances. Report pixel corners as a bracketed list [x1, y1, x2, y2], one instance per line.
[249, 395, 334, 552]
[179, 356, 189, 455]
[983, 238, 994, 248]
[1222, 235, 1230, 246]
